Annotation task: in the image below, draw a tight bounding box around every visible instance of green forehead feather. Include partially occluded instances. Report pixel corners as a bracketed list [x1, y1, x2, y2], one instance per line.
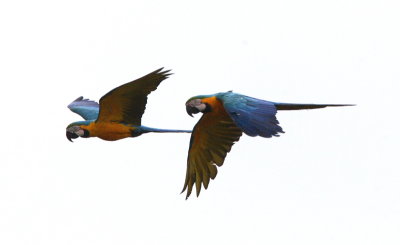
[66, 120, 93, 128]
[186, 95, 212, 104]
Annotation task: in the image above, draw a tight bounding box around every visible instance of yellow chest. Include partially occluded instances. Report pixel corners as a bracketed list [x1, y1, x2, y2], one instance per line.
[81, 122, 134, 141]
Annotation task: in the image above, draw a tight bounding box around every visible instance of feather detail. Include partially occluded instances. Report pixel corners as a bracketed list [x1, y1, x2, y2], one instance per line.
[218, 92, 284, 138]
[96, 68, 171, 125]
[67, 96, 99, 120]
[274, 103, 355, 110]
[182, 96, 242, 199]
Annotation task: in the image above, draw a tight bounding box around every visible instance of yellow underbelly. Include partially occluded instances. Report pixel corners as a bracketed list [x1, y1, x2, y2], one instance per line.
[82, 122, 134, 141]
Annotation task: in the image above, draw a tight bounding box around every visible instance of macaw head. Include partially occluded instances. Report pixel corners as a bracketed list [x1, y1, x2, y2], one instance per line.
[185, 95, 212, 117]
[66, 121, 90, 142]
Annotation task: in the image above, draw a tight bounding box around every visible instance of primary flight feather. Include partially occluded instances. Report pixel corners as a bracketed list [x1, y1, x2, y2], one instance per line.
[66, 68, 191, 142]
[183, 91, 354, 199]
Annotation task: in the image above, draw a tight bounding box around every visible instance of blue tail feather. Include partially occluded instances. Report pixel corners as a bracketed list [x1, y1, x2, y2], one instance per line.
[274, 103, 355, 110]
[138, 126, 192, 134]
[218, 92, 353, 138]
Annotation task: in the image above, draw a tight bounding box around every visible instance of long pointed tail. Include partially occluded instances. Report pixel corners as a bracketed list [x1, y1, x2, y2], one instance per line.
[274, 102, 355, 110]
[138, 126, 192, 134]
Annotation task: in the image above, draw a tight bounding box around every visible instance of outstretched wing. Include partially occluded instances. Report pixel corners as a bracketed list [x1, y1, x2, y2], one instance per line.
[182, 99, 242, 199]
[96, 68, 171, 125]
[219, 92, 284, 138]
[67, 96, 99, 120]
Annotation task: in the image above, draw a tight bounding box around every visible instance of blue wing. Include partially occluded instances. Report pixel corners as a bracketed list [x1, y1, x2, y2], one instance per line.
[217, 92, 284, 138]
[68, 96, 99, 120]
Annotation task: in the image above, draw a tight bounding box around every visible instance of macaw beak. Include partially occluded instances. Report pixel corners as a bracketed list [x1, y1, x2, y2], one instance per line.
[186, 104, 200, 117]
[66, 131, 79, 142]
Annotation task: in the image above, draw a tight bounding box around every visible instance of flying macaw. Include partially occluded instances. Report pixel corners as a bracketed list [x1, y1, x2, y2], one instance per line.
[182, 91, 353, 199]
[66, 68, 191, 142]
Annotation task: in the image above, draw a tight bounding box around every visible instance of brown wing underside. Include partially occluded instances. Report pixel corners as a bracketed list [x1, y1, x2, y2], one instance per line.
[182, 106, 243, 199]
[96, 68, 171, 125]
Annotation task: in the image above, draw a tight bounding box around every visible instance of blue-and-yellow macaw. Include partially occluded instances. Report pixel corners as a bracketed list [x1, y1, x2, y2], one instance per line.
[66, 68, 191, 142]
[182, 91, 353, 198]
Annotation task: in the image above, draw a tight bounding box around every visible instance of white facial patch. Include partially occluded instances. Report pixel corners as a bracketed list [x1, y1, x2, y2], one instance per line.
[195, 103, 207, 112]
[187, 99, 206, 112]
[186, 99, 200, 107]
[75, 129, 85, 137]
[67, 126, 82, 135]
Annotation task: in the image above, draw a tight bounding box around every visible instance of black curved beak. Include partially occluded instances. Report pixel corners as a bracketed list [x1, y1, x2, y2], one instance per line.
[186, 104, 200, 117]
[66, 131, 79, 142]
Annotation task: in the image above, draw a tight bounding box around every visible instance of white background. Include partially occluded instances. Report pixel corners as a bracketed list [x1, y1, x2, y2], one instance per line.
[1, 0, 399, 244]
